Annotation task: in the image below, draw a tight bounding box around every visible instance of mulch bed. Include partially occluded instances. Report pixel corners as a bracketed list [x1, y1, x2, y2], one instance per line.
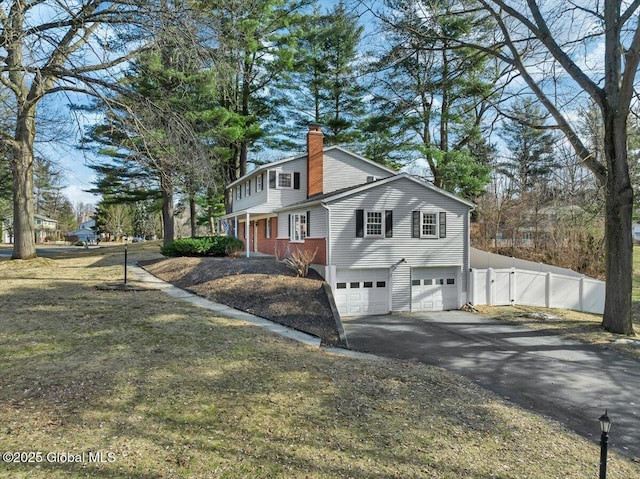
[140, 256, 344, 346]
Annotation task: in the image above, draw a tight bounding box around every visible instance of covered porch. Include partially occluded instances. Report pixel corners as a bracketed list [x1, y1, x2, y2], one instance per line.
[218, 209, 278, 258]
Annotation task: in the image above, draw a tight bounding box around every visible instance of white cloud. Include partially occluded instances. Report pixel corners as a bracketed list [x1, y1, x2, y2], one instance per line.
[63, 184, 100, 208]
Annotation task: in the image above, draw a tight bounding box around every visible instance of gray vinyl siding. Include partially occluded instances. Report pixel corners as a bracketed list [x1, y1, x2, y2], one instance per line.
[391, 263, 412, 311]
[276, 206, 327, 238]
[328, 177, 470, 296]
[230, 157, 308, 213]
[266, 157, 308, 210]
[231, 175, 268, 213]
[307, 208, 327, 238]
[323, 149, 394, 194]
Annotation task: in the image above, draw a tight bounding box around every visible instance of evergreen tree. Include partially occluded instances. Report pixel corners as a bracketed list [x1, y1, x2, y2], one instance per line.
[33, 157, 66, 217]
[369, 0, 497, 197]
[275, 2, 366, 148]
[200, 0, 313, 178]
[84, 2, 223, 243]
[498, 99, 557, 195]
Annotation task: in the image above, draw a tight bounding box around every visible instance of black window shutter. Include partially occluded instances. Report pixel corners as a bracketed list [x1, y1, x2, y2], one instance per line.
[294, 172, 300, 190]
[412, 211, 421, 238]
[306, 210, 311, 237]
[439, 212, 447, 238]
[264, 219, 268, 238]
[356, 209, 364, 238]
[288, 214, 291, 237]
[385, 210, 393, 238]
[269, 171, 276, 189]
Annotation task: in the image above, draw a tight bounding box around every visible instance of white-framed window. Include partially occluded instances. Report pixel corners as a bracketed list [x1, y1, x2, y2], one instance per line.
[278, 172, 293, 189]
[413, 211, 446, 239]
[256, 174, 263, 192]
[365, 210, 384, 237]
[245, 181, 251, 196]
[290, 213, 307, 242]
[422, 212, 438, 237]
[236, 186, 241, 200]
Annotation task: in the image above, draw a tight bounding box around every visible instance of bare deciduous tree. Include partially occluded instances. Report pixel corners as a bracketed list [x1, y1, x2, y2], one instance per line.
[0, 1, 148, 259]
[432, 0, 639, 334]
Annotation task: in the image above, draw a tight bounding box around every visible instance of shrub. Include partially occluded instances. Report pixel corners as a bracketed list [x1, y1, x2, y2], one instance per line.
[281, 247, 318, 277]
[161, 236, 244, 257]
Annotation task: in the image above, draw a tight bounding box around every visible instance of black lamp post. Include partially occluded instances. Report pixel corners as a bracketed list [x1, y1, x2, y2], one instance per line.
[124, 243, 128, 285]
[599, 410, 611, 479]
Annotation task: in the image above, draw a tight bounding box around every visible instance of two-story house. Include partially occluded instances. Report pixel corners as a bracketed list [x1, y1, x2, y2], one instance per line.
[221, 125, 474, 317]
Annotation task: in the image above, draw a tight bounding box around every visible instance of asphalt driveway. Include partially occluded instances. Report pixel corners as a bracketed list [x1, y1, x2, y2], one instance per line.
[342, 311, 640, 460]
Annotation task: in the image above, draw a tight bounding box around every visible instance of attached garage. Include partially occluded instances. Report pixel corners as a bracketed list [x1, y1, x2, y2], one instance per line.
[334, 268, 390, 316]
[411, 267, 460, 311]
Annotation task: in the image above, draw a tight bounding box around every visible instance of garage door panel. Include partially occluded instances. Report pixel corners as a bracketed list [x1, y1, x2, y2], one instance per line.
[335, 269, 389, 317]
[411, 268, 459, 312]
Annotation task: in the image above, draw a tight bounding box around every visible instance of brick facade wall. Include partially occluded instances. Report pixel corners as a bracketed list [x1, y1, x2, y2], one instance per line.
[275, 237, 327, 266]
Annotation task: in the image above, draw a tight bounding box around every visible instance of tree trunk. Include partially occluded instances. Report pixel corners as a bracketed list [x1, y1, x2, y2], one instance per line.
[160, 173, 174, 247]
[11, 110, 37, 260]
[602, 112, 635, 335]
[189, 194, 197, 238]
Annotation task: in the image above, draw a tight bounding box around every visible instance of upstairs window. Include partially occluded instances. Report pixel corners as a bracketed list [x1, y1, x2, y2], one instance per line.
[256, 174, 263, 192]
[236, 186, 242, 201]
[245, 181, 251, 197]
[269, 170, 300, 190]
[412, 211, 447, 239]
[278, 172, 292, 189]
[422, 213, 437, 237]
[366, 211, 383, 237]
[356, 210, 393, 238]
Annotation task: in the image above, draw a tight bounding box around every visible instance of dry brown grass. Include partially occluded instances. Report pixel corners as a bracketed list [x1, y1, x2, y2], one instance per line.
[0, 245, 639, 477]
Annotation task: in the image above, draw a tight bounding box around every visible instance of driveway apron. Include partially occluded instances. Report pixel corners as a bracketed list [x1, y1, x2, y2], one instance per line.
[341, 311, 640, 460]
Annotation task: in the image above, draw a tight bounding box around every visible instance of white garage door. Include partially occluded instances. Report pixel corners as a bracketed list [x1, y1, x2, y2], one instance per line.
[411, 268, 459, 311]
[335, 269, 390, 316]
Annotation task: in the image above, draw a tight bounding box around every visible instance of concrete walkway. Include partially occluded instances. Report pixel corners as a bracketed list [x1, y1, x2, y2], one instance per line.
[342, 312, 640, 460]
[128, 264, 382, 360]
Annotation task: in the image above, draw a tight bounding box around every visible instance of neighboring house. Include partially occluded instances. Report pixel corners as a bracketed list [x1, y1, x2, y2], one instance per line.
[220, 125, 474, 316]
[1, 216, 11, 243]
[633, 223, 640, 243]
[69, 219, 97, 243]
[480, 204, 587, 249]
[2, 214, 60, 243]
[34, 214, 58, 243]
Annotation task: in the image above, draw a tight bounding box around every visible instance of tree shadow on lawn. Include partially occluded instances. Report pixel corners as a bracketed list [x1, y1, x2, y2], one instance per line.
[2, 282, 639, 478]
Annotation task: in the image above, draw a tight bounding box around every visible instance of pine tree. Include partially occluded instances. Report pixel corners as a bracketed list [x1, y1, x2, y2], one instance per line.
[201, 0, 313, 177]
[368, 0, 497, 197]
[269, 1, 367, 150]
[498, 99, 557, 195]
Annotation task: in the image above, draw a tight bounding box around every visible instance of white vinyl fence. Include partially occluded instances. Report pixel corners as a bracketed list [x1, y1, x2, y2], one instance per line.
[469, 268, 605, 314]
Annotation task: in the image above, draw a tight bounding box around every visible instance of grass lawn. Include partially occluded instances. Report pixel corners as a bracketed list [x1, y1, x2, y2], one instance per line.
[1, 243, 639, 478]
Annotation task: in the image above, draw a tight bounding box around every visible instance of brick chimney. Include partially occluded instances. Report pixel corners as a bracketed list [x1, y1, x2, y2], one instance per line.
[307, 123, 324, 197]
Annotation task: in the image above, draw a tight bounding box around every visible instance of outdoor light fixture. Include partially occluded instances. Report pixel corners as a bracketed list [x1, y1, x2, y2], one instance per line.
[599, 410, 611, 479]
[599, 410, 612, 434]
